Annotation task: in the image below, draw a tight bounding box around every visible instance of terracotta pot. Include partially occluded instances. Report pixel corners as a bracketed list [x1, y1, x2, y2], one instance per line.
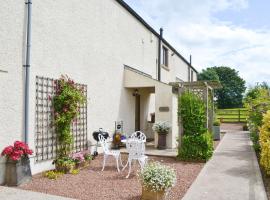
[157, 133, 167, 150]
[5, 156, 32, 186]
[141, 187, 166, 200]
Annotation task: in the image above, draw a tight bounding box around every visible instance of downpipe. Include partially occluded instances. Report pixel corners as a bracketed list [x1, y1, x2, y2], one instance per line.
[23, 0, 32, 144]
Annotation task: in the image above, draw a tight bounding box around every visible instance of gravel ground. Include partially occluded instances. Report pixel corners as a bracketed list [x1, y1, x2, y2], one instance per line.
[19, 155, 204, 200]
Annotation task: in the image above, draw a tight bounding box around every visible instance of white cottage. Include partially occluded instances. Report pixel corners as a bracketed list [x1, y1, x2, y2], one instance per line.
[0, 0, 197, 182]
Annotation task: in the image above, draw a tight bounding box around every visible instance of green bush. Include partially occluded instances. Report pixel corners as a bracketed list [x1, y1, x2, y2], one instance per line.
[178, 92, 207, 136]
[259, 110, 270, 175]
[178, 132, 213, 161]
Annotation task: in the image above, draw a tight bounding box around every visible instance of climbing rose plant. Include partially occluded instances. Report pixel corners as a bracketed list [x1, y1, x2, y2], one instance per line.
[52, 75, 86, 157]
[1, 141, 33, 161]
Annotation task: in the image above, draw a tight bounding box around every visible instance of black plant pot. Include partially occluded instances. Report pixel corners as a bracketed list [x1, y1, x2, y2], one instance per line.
[5, 157, 32, 186]
[157, 133, 167, 150]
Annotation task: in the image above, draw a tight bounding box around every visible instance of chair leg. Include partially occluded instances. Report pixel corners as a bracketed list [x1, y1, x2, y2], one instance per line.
[102, 154, 107, 171]
[115, 155, 120, 172]
[122, 159, 129, 171]
[125, 159, 132, 178]
[119, 154, 124, 167]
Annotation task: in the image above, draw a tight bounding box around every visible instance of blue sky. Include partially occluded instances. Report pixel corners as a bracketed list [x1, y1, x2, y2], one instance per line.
[124, 0, 270, 86]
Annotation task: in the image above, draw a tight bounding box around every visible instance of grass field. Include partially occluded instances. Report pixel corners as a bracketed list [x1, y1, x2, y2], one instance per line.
[216, 108, 248, 123]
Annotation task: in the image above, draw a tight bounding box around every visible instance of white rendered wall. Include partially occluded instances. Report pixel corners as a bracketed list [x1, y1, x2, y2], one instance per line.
[0, 0, 195, 178]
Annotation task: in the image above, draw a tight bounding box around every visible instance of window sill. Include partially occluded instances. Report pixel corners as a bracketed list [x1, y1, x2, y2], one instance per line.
[161, 65, 170, 71]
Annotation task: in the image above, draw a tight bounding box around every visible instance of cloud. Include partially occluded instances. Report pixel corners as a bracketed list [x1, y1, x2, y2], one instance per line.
[124, 0, 270, 86]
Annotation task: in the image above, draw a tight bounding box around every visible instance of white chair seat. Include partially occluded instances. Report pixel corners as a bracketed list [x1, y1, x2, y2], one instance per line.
[98, 134, 123, 172]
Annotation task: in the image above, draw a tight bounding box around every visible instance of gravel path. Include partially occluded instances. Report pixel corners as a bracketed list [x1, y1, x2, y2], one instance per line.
[20, 155, 204, 200]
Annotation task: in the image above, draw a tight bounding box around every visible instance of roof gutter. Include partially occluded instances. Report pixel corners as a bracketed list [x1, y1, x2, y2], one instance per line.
[23, 0, 32, 144]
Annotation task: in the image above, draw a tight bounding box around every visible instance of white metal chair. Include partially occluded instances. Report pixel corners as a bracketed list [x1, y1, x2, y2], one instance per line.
[130, 131, 146, 142]
[98, 134, 123, 172]
[122, 138, 148, 178]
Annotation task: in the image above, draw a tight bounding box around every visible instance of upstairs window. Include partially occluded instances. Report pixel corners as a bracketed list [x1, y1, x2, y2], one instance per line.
[162, 46, 169, 67]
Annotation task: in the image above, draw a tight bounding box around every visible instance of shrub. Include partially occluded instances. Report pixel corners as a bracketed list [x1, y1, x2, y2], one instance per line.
[259, 110, 270, 175]
[52, 75, 86, 157]
[213, 120, 220, 126]
[178, 92, 207, 136]
[178, 132, 213, 161]
[152, 121, 171, 134]
[43, 170, 63, 180]
[178, 92, 213, 160]
[138, 162, 176, 192]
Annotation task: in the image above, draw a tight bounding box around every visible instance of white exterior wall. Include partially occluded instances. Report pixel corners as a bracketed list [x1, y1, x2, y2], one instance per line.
[0, 0, 196, 180]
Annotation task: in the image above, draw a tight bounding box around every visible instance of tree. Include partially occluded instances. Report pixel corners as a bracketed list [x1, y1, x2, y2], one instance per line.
[197, 68, 219, 82]
[198, 66, 246, 108]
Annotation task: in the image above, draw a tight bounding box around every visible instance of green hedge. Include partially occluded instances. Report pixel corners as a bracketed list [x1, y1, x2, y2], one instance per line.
[178, 92, 207, 136]
[178, 92, 213, 161]
[178, 132, 213, 161]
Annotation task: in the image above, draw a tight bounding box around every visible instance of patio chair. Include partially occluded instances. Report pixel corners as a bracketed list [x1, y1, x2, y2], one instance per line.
[122, 139, 148, 178]
[98, 134, 123, 172]
[130, 131, 146, 142]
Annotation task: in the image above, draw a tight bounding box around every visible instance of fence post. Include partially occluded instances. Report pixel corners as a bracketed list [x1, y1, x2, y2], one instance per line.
[238, 109, 241, 122]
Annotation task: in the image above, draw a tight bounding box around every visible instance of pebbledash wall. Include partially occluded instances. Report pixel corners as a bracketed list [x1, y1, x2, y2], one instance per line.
[0, 0, 197, 183]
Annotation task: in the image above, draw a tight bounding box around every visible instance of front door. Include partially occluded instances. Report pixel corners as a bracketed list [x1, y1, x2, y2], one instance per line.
[135, 95, 140, 131]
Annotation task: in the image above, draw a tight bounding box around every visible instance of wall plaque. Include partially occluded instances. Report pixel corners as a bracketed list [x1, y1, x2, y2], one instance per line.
[159, 107, 170, 112]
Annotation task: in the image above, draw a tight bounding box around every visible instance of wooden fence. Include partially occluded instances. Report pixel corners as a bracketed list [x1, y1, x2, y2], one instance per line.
[217, 108, 248, 123]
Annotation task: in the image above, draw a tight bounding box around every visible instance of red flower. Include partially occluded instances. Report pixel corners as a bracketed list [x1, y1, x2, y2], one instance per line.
[1, 146, 13, 156]
[14, 141, 27, 150]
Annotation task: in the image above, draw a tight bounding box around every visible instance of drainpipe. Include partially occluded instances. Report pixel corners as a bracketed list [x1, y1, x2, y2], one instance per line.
[23, 0, 32, 144]
[188, 55, 192, 82]
[157, 28, 163, 81]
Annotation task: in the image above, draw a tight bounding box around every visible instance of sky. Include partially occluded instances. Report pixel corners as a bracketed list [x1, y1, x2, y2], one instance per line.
[124, 0, 270, 86]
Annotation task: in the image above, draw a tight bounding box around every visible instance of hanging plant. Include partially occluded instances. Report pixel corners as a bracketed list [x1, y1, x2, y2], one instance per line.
[52, 75, 86, 157]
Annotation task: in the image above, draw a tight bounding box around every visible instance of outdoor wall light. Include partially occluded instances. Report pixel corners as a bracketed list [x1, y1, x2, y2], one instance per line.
[133, 89, 139, 96]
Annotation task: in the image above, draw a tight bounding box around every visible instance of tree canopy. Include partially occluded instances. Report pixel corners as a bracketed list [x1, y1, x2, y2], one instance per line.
[198, 66, 246, 108]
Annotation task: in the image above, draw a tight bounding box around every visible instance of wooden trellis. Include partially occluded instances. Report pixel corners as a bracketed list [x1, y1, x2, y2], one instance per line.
[35, 76, 88, 162]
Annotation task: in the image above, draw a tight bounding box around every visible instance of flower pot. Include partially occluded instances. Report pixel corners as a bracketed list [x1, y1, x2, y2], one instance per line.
[142, 187, 166, 200]
[212, 126, 220, 140]
[5, 157, 32, 186]
[157, 133, 167, 150]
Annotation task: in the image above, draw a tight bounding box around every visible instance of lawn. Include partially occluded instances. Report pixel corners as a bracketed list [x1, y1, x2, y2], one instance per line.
[19, 155, 204, 200]
[216, 108, 248, 123]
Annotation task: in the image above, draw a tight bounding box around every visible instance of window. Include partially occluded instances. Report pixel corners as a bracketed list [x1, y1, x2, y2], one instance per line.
[162, 46, 169, 67]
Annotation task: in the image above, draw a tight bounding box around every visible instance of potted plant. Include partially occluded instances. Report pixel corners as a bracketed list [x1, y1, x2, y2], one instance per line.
[152, 121, 171, 149]
[1, 141, 33, 186]
[138, 162, 176, 200]
[213, 120, 221, 140]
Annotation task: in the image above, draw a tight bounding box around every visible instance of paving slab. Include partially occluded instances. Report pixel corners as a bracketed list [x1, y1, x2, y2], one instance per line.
[0, 186, 75, 200]
[182, 130, 267, 200]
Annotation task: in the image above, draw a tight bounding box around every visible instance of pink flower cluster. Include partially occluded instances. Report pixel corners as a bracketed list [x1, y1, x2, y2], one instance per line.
[1, 141, 33, 161]
[71, 152, 85, 163]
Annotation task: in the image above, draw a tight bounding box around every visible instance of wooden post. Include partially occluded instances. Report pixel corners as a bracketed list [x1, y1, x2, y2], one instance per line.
[238, 109, 241, 122]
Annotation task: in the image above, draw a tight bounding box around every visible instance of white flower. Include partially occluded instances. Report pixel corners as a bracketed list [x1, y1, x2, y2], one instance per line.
[138, 162, 176, 192]
[152, 121, 171, 134]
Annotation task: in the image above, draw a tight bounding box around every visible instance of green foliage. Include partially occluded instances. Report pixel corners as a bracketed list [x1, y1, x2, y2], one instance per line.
[244, 85, 270, 153]
[178, 92, 207, 136]
[178, 132, 213, 161]
[198, 68, 220, 82]
[70, 169, 80, 175]
[199, 66, 246, 108]
[84, 153, 93, 161]
[43, 170, 63, 180]
[259, 111, 270, 175]
[53, 75, 86, 157]
[53, 156, 76, 173]
[213, 120, 220, 126]
[178, 92, 213, 161]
